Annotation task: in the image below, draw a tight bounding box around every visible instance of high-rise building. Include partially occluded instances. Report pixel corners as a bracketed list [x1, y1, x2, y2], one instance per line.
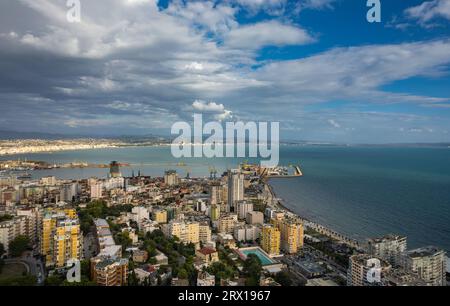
[210, 183, 222, 205]
[162, 220, 200, 245]
[199, 222, 212, 243]
[0, 216, 31, 254]
[227, 170, 244, 212]
[91, 257, 128, 286]
[367, 234, 407, 267]
[17, 207, 42, 244]
[41, 209, 82, 268]
[403, 246, 446, 286]
[246, 211, 264, 225]
[41, 176, 57, 186]
[164, 170, 179, 186]
[271, 217, 304, 254]
[237, 200, 253, 220]
[60, 182, 78, 203]
[90, 182, 103, 200]
[347, 254, 391, 286]
[210, 204, 221, 221]
[234, 224, 260, 242]
[218, 214, 238, 234]
[261, 225, 280, 256]
[109, 161, 121, 178]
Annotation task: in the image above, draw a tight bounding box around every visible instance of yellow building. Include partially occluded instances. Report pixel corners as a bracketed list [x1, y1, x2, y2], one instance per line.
[153, 209, 168, 224]
[210, 204, 220, 221]
[272, 218, 304, 254]
[199, 223, 212, 243]
[163, 221, 200, 245]
[261, 225, 280, 256]
[41, 209, 82, 268]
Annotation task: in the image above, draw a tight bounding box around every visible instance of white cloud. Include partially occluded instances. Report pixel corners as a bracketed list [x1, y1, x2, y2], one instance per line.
[192, 100, 233, 121]
[232, 0, 286, 15]
[328, 119, 341, 128]
[0, 0, 449, 142]
[192, 100, 226, 112]
[298, 0, 336, 10]
[225, 20, 314, 50]
[405, 0, 450, 25]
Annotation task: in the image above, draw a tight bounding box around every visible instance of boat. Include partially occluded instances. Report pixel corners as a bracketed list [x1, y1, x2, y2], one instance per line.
[16, 172, 32, 179]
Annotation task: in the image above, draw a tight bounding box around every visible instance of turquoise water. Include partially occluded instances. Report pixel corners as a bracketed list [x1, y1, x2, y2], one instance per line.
[2, 145, 450, 252]
[241, 249, 274, 265]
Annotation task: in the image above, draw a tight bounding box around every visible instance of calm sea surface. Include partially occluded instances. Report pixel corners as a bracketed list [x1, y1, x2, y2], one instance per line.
[2, 145, 450, 252]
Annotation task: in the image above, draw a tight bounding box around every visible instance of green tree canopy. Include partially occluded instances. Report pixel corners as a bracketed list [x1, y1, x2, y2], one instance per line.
[275, 271, 293, 286]
[243, 254, 262, 286]
[9, 236, 30, 257]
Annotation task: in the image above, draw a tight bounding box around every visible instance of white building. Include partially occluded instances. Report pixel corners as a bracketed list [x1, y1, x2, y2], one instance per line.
[403, 246, 446, 286]
[246, 211, 264, 225]
[233, 224, 260, 242]
[0, 216, 31, 253]
[367, 234, 407, 267]
[131, 206, 149, 224]
[347, 254, 391, 286]
[90, 182, 103, 200]
[164, 170, 179, 186]
[227, 170, 244, 212]
[237, 200, 253, 220]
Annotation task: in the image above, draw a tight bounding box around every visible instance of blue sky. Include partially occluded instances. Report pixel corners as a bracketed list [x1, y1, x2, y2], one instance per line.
[0, 0, 449, 143]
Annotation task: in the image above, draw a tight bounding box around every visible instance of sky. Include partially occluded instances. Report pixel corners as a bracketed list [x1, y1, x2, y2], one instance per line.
[0, 0, 450, 143]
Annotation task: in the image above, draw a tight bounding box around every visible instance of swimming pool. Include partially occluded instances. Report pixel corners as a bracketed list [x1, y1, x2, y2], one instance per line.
[240, 248, 275, 266]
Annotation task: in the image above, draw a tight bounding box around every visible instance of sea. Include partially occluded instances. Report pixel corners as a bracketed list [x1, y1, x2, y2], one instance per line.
[2, 145, 450, 253]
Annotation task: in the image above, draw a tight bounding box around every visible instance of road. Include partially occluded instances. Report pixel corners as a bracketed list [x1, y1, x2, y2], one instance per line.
[4, 252, 45, 285]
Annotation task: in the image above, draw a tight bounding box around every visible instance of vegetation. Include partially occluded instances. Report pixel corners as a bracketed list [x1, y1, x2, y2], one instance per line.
[115, 231, 133, 252]
[0, 215, 14, 222]
[77, 200, 134, 234]
[206, 262, 237, 284]
[242, 254, 262, 286]
[275, 271, 293, 286]
[45, 260, 94, 286]
[8, 236, 30, 258]
[0, 275, 37, 286]
[141, 230, 196, 285]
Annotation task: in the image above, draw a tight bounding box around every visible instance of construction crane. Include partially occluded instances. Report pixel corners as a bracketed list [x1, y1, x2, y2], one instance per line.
[209, 166, 217, 179]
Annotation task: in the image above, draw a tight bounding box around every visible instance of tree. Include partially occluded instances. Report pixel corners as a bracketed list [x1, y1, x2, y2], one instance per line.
[275, 271, 292, 286]
[9, 236, 30, 257]
[45, 274, 64, 286]
[177, 268, 188, 279]
[243, 254, 262, 286]
[0, 215, 13, 222]
[0, 275, 37, 286]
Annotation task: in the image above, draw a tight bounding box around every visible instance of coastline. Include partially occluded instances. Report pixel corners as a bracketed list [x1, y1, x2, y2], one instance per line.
[0, 143, 172, 157]
[265, 179, 363, 250]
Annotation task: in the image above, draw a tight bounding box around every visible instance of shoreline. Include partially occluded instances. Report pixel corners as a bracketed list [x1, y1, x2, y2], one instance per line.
[265, 179, 363, 250]
[0, 143, 172, 157]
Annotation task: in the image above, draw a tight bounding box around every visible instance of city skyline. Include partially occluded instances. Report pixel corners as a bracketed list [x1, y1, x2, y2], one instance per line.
[0, 0, 450, 143]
